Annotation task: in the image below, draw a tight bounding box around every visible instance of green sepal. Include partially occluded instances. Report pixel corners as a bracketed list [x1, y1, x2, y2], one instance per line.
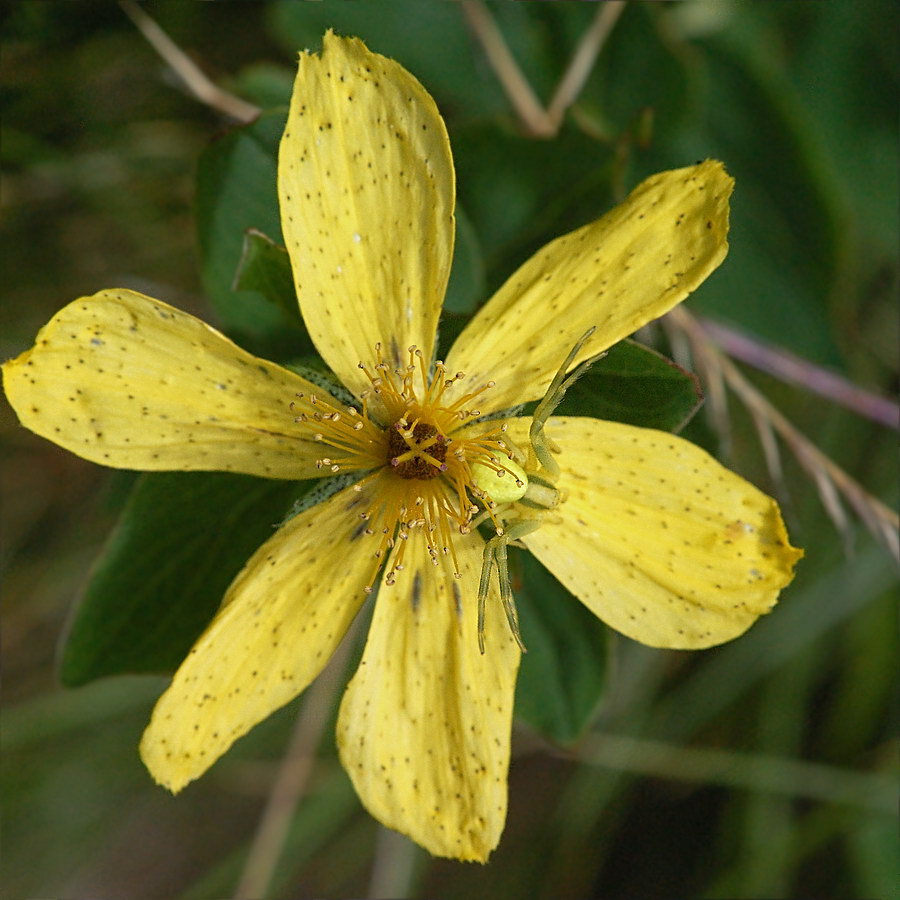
[280, 471, 369, 527]
[284, 359, 358, 408]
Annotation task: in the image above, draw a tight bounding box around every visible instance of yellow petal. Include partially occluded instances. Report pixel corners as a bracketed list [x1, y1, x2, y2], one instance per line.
[2, 290, 334, 479]
[504, 417, 801, 649]
[336, 529, 520, 862]
[446, 161, 733, 415]
[140, 478, 379, 793]
[279, 31, 455, 399]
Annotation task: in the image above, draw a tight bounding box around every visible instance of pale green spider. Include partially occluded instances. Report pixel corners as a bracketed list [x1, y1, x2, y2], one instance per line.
[471, 328, 604, 654]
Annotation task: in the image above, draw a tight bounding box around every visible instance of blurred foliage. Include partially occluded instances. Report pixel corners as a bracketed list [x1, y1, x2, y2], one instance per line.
[58, 472, 312, 686]
[1, 2, 897, 900]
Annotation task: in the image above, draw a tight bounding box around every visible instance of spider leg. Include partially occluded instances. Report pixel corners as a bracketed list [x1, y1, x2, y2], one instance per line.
[477, 537, 495, 655]
[474, 331, 605, 655]
[478, 518, 545, 653]
[478, 530, 524, 654]
[530, 327, 606, 479]
[495, 535, 525, 652]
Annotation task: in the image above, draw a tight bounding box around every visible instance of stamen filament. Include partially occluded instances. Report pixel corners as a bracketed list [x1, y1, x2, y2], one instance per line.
[292, 342, 533, 633]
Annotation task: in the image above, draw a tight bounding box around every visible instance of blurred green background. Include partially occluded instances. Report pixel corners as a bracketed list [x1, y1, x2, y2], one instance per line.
[2, 2, 897, 898]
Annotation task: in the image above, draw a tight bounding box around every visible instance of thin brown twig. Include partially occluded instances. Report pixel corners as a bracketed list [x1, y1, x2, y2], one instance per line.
[547, 1, 627, 127]
[119, 0, 260, 123]
[232, 622, 360, 900]
[462, 0, 626, 138]
[461, 1, 555, 137]
[669, 307, 900, 563]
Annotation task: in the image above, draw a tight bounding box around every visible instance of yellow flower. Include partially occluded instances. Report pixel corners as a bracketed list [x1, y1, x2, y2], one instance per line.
[2, 32, 801, 862]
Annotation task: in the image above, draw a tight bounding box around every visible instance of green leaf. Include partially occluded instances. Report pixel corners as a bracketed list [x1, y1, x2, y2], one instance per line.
[232, 199, 482, 329]
[578, 3, 692, 144]
[514, 552, 609, 744]
[847, 815, 900, 900]
[195, 110, 311, 358]
[233, 228, 301, 323]
[553, 339, 703, 432]
[267, 2, 514, 120]
[666, 10, 846, 366]
[59, 471, 312, 686]
[442, 206, 485, 315]
[435, 311, 470, 363]
[452, 122, 614, 287]
[229, 61, 294, 110]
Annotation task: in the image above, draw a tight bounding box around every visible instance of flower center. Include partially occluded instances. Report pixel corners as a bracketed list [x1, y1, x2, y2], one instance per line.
[290, 342, 521, 593]
[387, 420, 448, 480]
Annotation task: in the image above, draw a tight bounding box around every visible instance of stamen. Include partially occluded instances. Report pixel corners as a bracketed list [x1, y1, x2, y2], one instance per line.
[292, 341, 526, 605]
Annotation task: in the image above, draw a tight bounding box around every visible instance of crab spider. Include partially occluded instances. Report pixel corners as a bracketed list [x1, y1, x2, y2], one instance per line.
[471, 328, 605, 654]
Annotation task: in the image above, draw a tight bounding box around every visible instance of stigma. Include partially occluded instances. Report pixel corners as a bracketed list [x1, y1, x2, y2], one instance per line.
[387, 420, 448, 479]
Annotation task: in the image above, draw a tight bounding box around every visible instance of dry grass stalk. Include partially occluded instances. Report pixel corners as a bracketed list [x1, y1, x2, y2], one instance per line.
[668, 307, 899, 565]
[232, 622, 359, 900]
